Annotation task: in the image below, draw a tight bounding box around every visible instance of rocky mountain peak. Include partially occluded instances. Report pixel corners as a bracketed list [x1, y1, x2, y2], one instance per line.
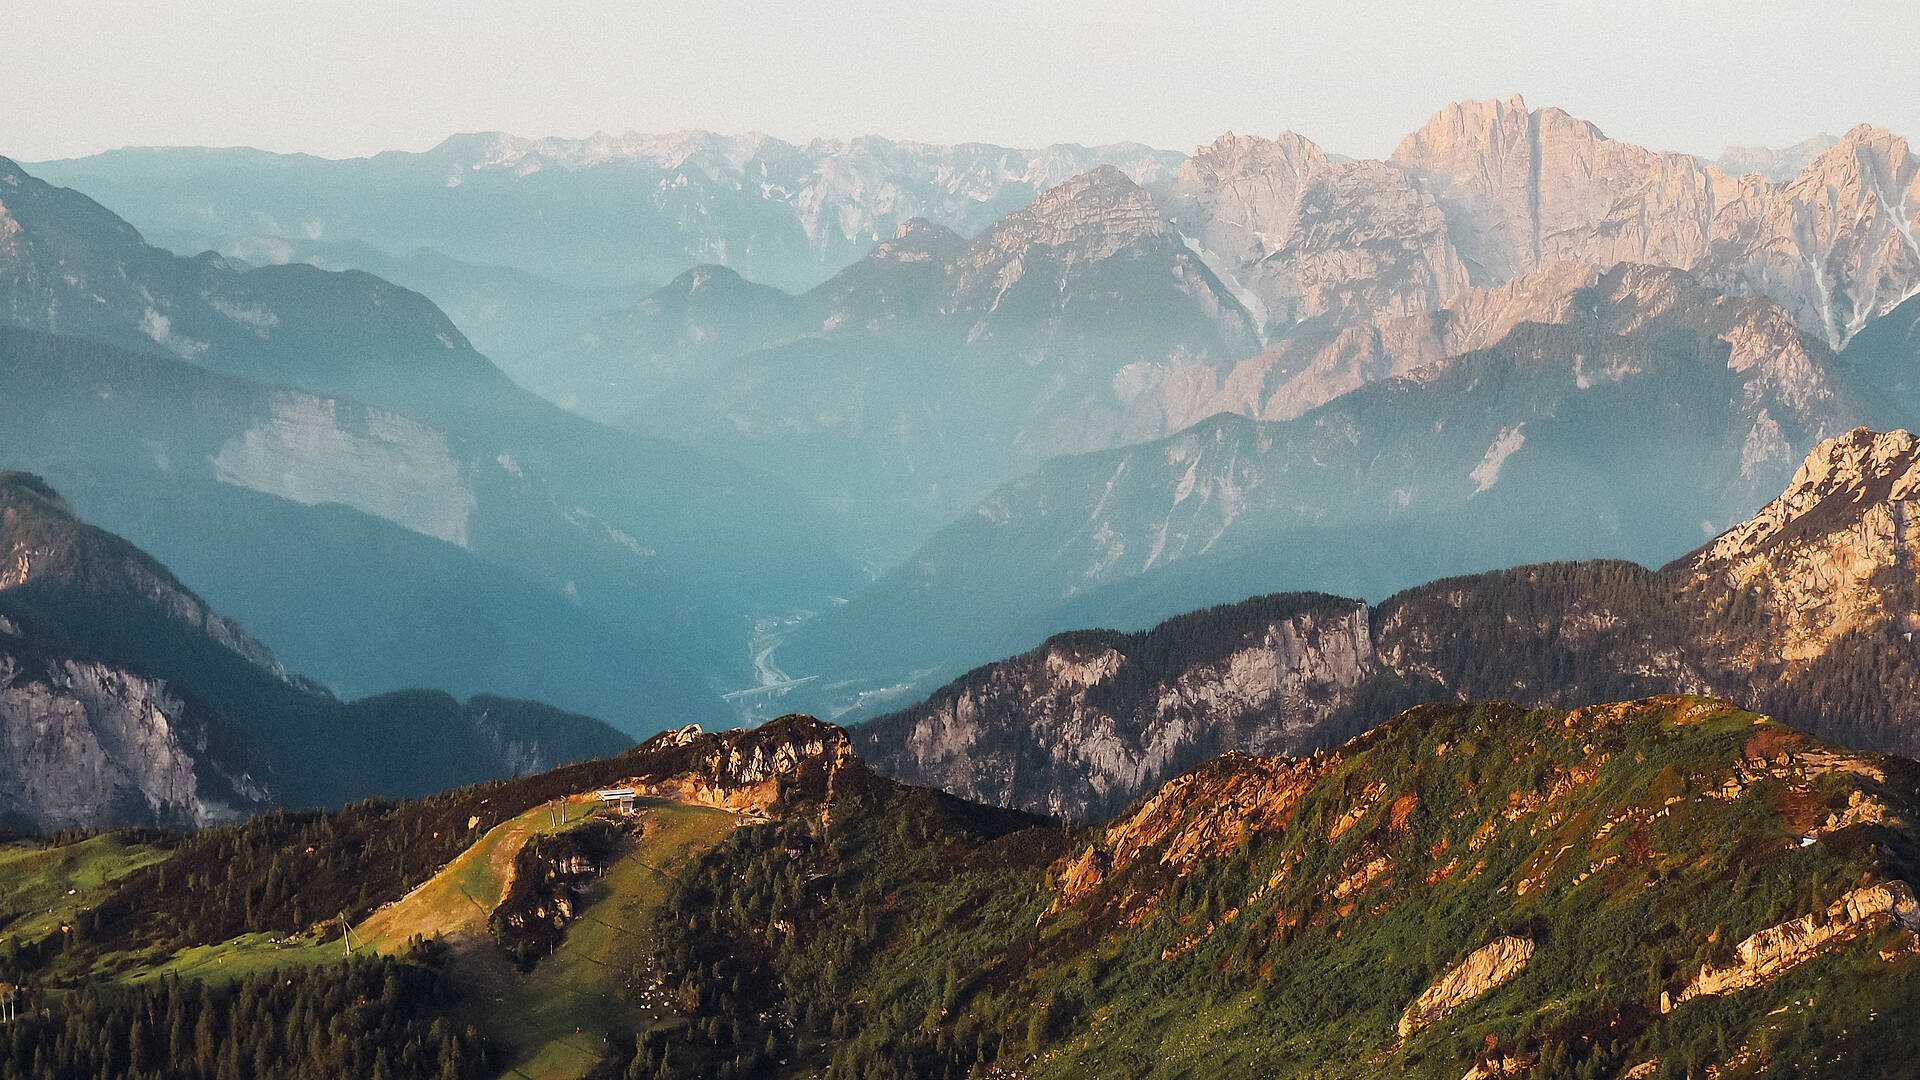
[865, 217, 964, 263]
[1696, 428, 1920, 565]
[1834, 122, 1912, 158]
[1785, 124, 1917, 205]
[1156, 128, 1466, 330]
[1387, 94, 1537, 172]
[0, 471, 297, 682]
[620, 713, 858, 820]
[1388, 96, 1721, 287]
[1178, 130, 1332, 188]
[976, 164, 1170, 258]
[1682, 428, 1920, 662]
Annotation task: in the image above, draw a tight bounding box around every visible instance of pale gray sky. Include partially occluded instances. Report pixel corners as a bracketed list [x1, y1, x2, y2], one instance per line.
[10, 0, 1917, 162]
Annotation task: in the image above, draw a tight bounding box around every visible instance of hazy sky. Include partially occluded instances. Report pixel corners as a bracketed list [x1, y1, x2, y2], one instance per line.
[11, 1, 1918, 162]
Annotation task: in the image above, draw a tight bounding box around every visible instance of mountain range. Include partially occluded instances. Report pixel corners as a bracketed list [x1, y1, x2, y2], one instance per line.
[5, 696, 1916, 1078]
[853, 427, 1920, 820]
[776, 262, 1910, 716]
[18, 102, 1920, 730]
[5, 92, 1920, 1080]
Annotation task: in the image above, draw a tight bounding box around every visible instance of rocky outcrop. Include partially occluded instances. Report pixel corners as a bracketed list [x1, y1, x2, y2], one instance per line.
[489, 821, 621, 969]
[1680, 881, 1920, 1001]
[624, 715, 857, 821]
[1400, 936, 1536, 1037]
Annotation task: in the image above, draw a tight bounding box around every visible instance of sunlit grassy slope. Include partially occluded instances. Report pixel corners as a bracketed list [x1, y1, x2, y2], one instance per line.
[483, 801, 736, 1080]
[0, 833, 167, 949]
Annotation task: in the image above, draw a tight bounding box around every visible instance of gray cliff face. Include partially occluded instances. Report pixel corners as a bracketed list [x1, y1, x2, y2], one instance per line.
[0, 646, 266, 831]
[856, 599, 1375, 820]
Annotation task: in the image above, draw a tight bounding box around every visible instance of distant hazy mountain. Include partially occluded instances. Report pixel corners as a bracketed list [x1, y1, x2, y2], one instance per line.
[856, 428, 1920, 820]
[1704, 133, 1840, 181]
[0, 155, 866, 667]
[783, 263, 1899, 716]
[138, 226, 645, 385]
[0, 471, 630, 830]
[29, 134, 1185, 293]
[617, 168, 1259, 557]
[0, 327, 732, 732]
[533, 263, 813, 420]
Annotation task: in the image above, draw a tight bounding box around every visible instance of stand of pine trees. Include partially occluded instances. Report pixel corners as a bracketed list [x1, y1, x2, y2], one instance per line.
[0, 957, 490, 1080]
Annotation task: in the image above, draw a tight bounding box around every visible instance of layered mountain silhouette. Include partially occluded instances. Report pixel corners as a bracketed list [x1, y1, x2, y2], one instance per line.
[782, 262, 1902, 715]
[0, 156, 872, 722]
[619, 169, 1259, 555]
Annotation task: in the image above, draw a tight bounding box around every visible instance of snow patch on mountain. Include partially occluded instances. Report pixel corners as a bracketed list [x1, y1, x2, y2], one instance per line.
[1470, 424, 1527, 494]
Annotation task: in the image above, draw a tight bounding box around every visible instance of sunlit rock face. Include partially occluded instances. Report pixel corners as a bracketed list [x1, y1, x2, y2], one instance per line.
[1383, 99, 1920, 351]
[1388, 95, 1729, 286]
[1701, 125, 1920, 349]
[1156, 130, 1470, 332]
[1679, 427, 1920, 663]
